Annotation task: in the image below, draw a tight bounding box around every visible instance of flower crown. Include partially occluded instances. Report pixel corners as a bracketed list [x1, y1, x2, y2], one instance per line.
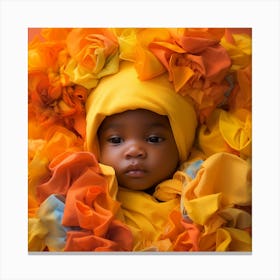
[28, 27, 251, 144]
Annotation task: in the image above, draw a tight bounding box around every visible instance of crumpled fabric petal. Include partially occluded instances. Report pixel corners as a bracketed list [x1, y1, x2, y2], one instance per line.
[184, 193, 222, 225]
[160, 210, 201, 251]
[35, 151, 133, 251]
[221, 29, 252, 71]
[198, 108, 252, 158]
[64, 28, 120, 89]
[183, 152, 251, 208]
[37, 194, 70, 251]
[28, 194, 70, 251]
[219, 207, 251, 229]
[117, 187, 179, 251]
[153, 172, 185, 202]
[28, 218, 48, 251]
[216, 227, 252, 251]
[65, 219, 133, 252]
[181, 152, 252, 251]
[219, 109, 252, 158]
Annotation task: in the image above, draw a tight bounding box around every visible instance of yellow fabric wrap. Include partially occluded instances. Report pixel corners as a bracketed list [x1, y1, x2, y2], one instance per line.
[117, 187, 179, 251]
[99, 163, 180, 251]
[86, 61, 197, 163]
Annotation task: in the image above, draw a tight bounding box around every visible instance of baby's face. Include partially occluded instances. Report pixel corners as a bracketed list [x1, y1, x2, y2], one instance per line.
[98, 109, 179, 191]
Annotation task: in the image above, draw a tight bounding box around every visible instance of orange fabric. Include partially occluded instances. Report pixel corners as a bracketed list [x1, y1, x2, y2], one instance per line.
[28, 126, 84, 218]
[36, 151, 133, 251]
[36, 152, 101, 202]
[65, 219, 133, 251]
[228, 64, 252, 111]
[160, 210, 201, 251]
[28, 31, 90, 139]
[147, 28, 232, 122]
[134, 28, 170, 80]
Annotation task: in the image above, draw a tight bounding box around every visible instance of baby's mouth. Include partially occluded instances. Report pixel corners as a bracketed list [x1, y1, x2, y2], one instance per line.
[125, 165, 147, 178]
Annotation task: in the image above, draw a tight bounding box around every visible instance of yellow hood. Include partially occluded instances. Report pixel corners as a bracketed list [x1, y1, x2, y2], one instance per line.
[86, 62, 197, 163]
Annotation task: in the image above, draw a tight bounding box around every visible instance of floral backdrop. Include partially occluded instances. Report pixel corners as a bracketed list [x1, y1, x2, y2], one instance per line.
[28, 28, 252, 252]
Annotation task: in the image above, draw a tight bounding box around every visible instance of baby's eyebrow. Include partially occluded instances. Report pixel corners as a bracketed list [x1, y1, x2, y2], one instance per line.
[147, 122, 170, 129]
[98, 122, 123, 136]
[98, 120, 171, 135]
[101, 123, 122, 130]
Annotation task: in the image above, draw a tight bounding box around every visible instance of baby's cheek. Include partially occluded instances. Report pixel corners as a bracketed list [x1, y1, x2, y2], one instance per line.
[100, 148, 120, 168]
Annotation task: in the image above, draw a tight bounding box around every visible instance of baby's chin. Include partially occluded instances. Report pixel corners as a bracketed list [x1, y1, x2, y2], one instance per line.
[118, 179, 159, 192]
[119, 183, 153, 191]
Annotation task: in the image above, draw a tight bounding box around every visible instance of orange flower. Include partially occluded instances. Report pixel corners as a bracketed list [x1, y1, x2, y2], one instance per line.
[133, 28, 171, 80]
[64, 28, 119, 89]
[147, 28, 232, 122]
[28, 126, 84, 219]
[169, 28, 225, 52]
[161, 210, 201, 251]
[64, 219, 133, 251]
[149, 28, 231, 87]
[114, 28, 170, 80]
[28, 41, 67, 73]
[28, 30, 70, 85]
[28, 70, 89, 139]
[28, 28, 88, 137]
[36, 151, 133, 251]
[40, 28, 72, 42]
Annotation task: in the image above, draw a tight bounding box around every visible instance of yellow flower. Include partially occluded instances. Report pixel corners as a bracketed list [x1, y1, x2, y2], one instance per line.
[64, 28, 119, 89]
[221, 29, 252, 71]
[112, 28, 140, 62]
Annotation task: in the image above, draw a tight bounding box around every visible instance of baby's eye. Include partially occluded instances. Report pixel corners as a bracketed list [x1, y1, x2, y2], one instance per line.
[146, 136, 164, 143]
[107, 136, 123, 144]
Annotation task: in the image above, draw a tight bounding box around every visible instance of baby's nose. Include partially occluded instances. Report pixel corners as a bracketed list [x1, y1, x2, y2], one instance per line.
[125, 141, 147, 159]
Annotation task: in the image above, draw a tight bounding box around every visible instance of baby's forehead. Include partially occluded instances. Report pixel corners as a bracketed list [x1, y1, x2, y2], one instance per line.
[98, 109, 171, 132]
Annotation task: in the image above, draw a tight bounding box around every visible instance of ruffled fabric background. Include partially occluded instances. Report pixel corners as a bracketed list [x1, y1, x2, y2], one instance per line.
[28, 28, 252, 252]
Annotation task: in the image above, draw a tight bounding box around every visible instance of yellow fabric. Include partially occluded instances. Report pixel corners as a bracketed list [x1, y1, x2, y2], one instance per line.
[220, 33, 252, 71]
[28, 218, 48, 251]
[179, 152, 252, 251]
[153, 175, 183, 201]
[86, 61, 197, 163]
[219, 207, 251, 229]
[100, 163, 180, 251]
[198, 109, 235, 156]
[117, 187, 179, 251]
[182, 152, 251, 224]
[184, 193, 222, 225]
[198, 108, 252, 158]
[216, 227, 252, 251]
[98, 163, 118, 200]
[219, 109, 252, 157]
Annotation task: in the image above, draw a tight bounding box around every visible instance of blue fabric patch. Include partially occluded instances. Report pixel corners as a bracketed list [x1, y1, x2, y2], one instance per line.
[184, 159, 204, 179]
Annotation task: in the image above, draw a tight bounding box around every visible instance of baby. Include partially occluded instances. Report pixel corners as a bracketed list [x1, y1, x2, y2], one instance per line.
[85, 61, 198, 250]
